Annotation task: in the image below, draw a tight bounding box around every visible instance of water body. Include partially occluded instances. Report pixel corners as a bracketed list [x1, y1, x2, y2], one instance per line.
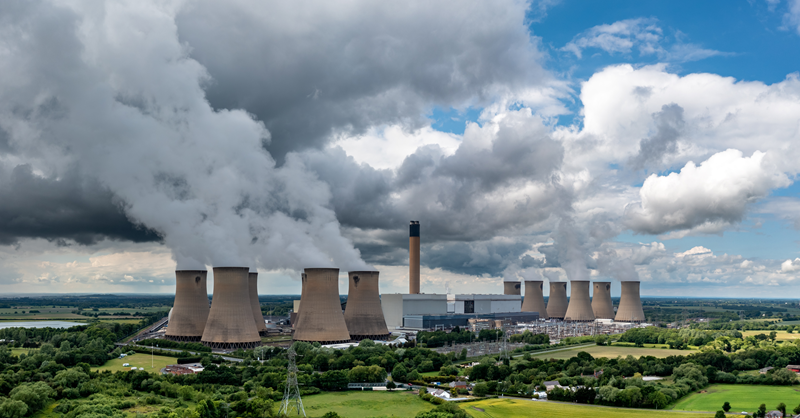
[0, 321, 85, 330]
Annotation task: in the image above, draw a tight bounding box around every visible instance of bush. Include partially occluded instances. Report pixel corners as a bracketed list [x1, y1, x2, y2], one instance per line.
[472, 383, 488, 397]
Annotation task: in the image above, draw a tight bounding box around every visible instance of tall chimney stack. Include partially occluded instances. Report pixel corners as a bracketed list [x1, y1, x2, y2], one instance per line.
[409, 221, 420, 294]
[546, 282, 568, 319]
[564, 280, 595, 322]
[503, 281, 521, 295]
[592, 282, 615, 319]
[521, 280, 547, 318]
[615, 281, 645, 322]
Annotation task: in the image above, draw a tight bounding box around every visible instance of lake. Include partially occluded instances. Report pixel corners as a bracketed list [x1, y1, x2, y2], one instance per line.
[0, 321, 85, 329]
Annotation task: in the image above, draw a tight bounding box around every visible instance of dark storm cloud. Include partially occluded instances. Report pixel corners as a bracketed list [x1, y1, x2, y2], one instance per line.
[175, 0, 548, 160]
[0, 164, 160, 245]
[629, 103, 684, 170]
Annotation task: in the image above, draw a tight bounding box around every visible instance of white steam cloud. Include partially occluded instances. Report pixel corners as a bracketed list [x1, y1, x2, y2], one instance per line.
[0, 2, 370, 271]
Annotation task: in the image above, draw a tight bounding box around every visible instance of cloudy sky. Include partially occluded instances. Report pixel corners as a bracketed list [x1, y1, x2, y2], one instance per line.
[1, 0, 799, 297]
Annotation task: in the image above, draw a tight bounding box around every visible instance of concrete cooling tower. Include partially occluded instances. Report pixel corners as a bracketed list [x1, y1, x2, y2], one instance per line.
[343, 271, 390, 340]
[592, 282, 615, 319]
[546, 282, 568, 319]
[249, 272, 268, 336]
[615, 281, 646, 322]
[564, 280, 595, 322]
[166, 270, 210, 342]
[521, 280, 547, 318]
[503, 281, 521, 295]
[294, 268, 351, 343]
[201, 267, 261, 349]
[409, 221, 420, 294]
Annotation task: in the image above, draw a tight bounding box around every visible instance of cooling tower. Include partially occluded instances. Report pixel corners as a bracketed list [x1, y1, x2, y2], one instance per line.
[521, 280, 547, 318]
[592, 282, 615, 319]
[201, 267, 261, 349]
[294, 268, 351, 343]
[409, 221, 420, 294]
[615, 281, 645, 322]
[546, 282, 568, 319]
[165, 270, 210, 342]
[249, 272, 268, 336]
[343, 271, 390, 340]
[564, 280, 595, 322]
[503, 281, 521, 295]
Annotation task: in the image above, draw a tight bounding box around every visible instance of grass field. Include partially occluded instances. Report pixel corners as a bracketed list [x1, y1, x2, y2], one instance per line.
[302, 391, 434, 418]
[531, 344, 695, 360]
[671, 384, 800, 413]
[465, 398, 716, 418]
[741, 330, 800, 341]
[93, 353, 180, 373]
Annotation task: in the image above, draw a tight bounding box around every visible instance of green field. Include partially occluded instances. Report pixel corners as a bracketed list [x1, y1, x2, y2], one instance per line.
[531, 344, 695, 360]
[93, 353, 180, 373]
[671, 384, 800, 413]
[741, 330, 800, 341]
[302, 391, 434, 418]
[465, 398, 716, 418]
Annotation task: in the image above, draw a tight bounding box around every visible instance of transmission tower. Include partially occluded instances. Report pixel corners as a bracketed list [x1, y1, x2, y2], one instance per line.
[499, 321, 510, 363]
[279, 345, 306, 417]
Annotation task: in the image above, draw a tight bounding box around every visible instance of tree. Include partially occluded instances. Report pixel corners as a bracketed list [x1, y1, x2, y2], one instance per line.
[387, 381, 396, 390]
[715, 411, 726, 418]
[322, 413, 341, 418]
[723, 401, 731, 412]
[0, 399, 28, 418]
[392, 364, 408, 383]
[472, 383, 489, 397]
[9, 382, 55, 413]
[769, 331, 777, 342]
[758, 403, 767, 418]
[771, 368, 797, 385]
[793, 403, 800, 415]
[777, 402, 786, 417]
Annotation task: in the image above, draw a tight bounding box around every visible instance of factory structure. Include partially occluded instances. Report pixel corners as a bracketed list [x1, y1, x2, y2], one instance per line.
[165, 267, 268, 349]
[165, 220, 647, 348]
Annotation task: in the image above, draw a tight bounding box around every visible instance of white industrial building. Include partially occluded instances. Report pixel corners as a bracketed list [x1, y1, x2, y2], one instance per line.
[381, 293, 524, 329]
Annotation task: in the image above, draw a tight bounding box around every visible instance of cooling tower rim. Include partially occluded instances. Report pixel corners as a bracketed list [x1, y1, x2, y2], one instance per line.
[523, 279, 543, 282]
[175, 269, 207, 273]
[348, 270, 379, 275]
[569, 280, 591, 283]
[502, 280, 521, 283]
[593, 281, 611, 284]
[304, 267, 340, 272]
[212, 266, 250, 271]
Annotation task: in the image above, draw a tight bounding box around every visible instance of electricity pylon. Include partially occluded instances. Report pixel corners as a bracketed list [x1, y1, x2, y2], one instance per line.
[279, 344, 306, 417]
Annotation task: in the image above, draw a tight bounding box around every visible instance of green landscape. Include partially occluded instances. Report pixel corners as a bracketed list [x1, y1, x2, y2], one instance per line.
[671, 384, 800, 413]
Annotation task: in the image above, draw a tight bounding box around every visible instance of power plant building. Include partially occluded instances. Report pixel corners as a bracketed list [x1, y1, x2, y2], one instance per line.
[521, 280, 547, 318]
[546, 282, 568, 319]
[343, 271, 390, 340]
[564, 280, 595, 322]
[592, 281, 615, 319]
[615, 281, 646, 322]
[381, 293, 527, 329]
[249, 272, 268, 336]
[166, 270, 210, 342]
[294, 268, 351, 343]
[201, 267, 262, 349]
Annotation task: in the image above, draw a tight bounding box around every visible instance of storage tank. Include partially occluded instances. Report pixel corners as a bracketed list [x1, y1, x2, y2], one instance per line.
[521, 280, 547, 318]
[592, 282, 615, 319]
[546, 282, 568, 319]
[564, 280, 595, 322]
[201, 267, 261, 349]
[503, 281, 521, 295]
[294, 268, 351, 343]
[249, 272, 268, 336]
[615, 281, 645, 322]
[166, 270, 209, 342]
[343, 271, 390, 340]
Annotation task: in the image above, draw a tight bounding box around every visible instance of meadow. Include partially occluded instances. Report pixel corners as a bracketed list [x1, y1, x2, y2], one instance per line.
[670, 384, 800, 413]
[530, 344, 695, 360]
[93, 353, 181, 373]
[302, 390, 434, 418]
[464, 398, 716, 418]
[741, 330, 800, 341]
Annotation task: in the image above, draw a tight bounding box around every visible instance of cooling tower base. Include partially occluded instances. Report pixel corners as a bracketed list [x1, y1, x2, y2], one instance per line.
[259, 331, 269, 337]
[349, 334, 391, 341]
[294, 338, 352, 344]
[202, 340, 261, 350]
[165, 335, 202, 342]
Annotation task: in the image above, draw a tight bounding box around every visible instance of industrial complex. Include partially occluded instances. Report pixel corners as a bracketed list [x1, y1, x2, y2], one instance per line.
[163, 220, 646, 349]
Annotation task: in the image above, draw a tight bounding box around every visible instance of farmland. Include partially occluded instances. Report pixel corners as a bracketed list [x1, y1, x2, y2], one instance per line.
[302, 391, 435, 418]
[530, 344, 695, 360]
[93, 353, 181, 373]
[670, 384, 800, 413]
[465, 398, 714, 418]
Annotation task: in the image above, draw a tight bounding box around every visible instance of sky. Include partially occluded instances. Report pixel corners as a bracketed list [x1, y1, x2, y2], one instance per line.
[0, 0, 799, 297]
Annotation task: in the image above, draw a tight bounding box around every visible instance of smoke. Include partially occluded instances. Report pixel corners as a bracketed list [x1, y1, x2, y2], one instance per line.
[628, 103, 685, 170]
[597, 248, 640, 282]
[0, 2, 370, 272]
